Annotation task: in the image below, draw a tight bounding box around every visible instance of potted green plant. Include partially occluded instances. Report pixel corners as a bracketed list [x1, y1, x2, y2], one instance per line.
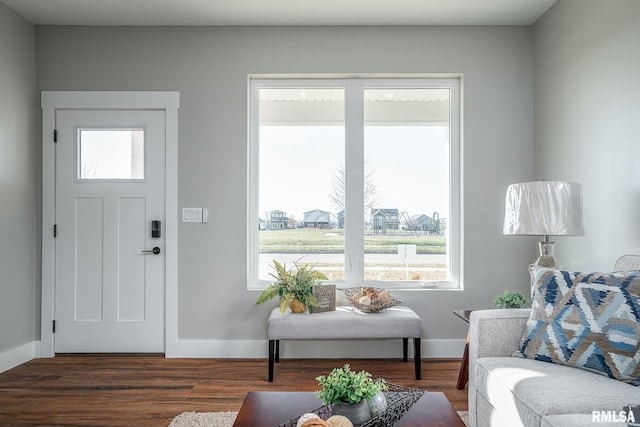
[493, 290, 529, 309]
[315, 364, 387, 425]
[255, 260, 328, 314]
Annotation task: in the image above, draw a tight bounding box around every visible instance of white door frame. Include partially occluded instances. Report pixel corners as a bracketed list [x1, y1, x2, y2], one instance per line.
[41, 91, 180, 357]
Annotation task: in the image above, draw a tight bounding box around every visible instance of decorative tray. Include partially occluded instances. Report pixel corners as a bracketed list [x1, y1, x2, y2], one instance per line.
[277, 382, 425, 427]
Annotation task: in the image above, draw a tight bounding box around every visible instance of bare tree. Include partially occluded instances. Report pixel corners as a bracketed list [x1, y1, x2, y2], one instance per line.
[329, 163, 378, 213]
[329, 166, 345, 212]
[262, 210, 272, 229]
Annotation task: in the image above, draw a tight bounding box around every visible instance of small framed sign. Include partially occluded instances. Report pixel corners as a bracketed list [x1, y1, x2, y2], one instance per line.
[312, 284, 336, 313]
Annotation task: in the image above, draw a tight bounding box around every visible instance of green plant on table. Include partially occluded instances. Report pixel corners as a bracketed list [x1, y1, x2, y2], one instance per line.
[315, 364, 387, 405]
[255, 260, 328, 314]
[493, 290, 529, 309]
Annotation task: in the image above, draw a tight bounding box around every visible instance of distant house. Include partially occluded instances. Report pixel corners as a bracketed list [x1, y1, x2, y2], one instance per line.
[337, 210, 345, 228]
[438, 217, 447, 235]
[269, 210, 289, 229]
[303, 209, 331, 229]
[371, 208, 400, 234]
[408, 214, 430, 230]
[408, 212, 441, 234]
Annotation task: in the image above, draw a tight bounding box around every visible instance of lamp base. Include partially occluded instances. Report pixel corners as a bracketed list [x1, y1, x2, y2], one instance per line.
[535, 241, 561, 269]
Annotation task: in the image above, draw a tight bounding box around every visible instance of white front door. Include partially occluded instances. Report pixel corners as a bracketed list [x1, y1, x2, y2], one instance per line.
[54, 109, 166, 352]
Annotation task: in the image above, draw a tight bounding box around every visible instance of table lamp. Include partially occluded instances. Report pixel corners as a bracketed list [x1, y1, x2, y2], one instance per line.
[503, 181, 584, 268]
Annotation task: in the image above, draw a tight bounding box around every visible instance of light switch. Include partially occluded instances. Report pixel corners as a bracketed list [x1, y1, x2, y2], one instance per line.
[182, 208, 203, 223]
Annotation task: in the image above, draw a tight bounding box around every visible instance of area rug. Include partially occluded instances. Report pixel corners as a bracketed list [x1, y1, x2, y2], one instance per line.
[169, 410, 469, 426]
[169, 411, 238, 427]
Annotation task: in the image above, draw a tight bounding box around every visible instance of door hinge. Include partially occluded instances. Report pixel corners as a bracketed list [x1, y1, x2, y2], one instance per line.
[53, 129, 58, 143]
[53, 224, 57, 237]
[52, 320, 56, 333]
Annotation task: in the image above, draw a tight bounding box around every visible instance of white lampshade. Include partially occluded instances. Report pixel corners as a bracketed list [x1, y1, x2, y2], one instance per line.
[503, 181, 584, 236]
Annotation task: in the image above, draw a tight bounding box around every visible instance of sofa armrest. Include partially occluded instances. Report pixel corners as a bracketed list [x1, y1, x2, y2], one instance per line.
[467, 309, 530, 427]
[469, 308, 530, 364]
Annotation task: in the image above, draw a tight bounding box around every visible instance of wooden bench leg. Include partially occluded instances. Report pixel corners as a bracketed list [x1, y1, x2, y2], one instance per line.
[402, 338, 408, 362]
[413, 337, 421, 380]
[268, 340, 275, 382]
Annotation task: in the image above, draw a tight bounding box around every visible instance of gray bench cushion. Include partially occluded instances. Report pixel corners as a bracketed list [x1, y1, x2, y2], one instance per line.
[267, 305, 422, 340]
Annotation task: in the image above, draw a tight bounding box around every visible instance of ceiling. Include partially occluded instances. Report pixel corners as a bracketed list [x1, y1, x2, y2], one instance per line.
[1, 0, 557, 26]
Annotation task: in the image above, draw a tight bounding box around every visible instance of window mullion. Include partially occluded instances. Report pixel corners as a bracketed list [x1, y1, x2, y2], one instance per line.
[344, 81, 364, 285]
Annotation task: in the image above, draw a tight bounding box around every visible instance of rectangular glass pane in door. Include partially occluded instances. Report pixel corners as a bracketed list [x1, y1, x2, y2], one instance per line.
[78, 129, 145, 180]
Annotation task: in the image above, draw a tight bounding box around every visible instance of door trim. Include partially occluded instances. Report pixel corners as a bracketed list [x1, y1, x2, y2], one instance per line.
[41, 91, 180, 357]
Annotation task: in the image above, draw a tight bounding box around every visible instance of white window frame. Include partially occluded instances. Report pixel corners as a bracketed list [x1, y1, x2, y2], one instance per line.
[247, 76, 462, 290]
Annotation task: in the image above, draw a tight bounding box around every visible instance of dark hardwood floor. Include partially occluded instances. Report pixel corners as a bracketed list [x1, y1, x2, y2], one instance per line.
[0, 355, 467, 426]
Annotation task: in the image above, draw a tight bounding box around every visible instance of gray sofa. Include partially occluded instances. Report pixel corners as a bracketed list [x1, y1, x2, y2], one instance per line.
[468, 255, 640, 427]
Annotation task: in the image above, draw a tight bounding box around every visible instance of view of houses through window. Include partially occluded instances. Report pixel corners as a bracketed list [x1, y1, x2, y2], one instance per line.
[250, 78, 460, 288]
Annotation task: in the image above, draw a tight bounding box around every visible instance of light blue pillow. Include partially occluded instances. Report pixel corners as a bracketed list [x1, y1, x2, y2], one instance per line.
[515, 265, 640, 386]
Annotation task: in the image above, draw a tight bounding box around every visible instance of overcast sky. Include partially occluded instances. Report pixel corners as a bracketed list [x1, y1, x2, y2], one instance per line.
[259, 125, 449, 222]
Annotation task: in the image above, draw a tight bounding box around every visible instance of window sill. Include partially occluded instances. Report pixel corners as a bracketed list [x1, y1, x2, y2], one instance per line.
[248, 280, 461, 291]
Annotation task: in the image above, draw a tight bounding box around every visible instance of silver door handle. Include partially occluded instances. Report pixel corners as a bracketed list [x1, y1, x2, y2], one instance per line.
[141, 247, 161, 255]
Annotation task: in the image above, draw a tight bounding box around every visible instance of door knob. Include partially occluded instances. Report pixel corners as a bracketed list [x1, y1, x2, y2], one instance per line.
[141, 247, 161, 255]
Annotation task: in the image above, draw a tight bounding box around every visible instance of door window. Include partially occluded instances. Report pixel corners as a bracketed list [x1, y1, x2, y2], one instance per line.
[77, 128, 145, 181]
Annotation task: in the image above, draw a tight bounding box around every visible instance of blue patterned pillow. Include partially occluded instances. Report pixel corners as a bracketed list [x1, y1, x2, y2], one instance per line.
[514, 265, 640, 386]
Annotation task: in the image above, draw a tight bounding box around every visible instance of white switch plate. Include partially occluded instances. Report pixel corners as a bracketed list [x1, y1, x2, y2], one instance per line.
[202, 208, 209, 223]
[182, 208, 203, 223]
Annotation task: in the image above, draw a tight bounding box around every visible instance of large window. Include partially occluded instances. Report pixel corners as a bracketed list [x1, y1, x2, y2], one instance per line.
[248, 77, 460, 289]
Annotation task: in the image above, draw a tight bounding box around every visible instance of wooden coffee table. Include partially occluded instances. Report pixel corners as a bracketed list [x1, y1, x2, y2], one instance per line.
[233, 391, 465, 426]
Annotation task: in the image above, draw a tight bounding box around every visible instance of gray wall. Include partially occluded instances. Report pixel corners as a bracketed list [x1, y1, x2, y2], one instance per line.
[0, 2, 37, 355]
[34, 25, 535, 355]
[3, 0, 636, 361]
[533, 0, 640, 271]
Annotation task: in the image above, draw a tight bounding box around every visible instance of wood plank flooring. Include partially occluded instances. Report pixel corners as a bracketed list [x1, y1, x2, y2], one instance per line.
[0, 355, 468, 426]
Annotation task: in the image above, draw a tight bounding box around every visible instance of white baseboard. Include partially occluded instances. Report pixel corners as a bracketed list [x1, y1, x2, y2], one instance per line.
[1, 339, 464, 365]
[0, 342, 37, 374]
[172, 339, 466, 359]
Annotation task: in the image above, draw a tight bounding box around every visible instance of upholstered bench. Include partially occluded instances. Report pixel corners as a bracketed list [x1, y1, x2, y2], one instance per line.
[266, 306, 422, 381]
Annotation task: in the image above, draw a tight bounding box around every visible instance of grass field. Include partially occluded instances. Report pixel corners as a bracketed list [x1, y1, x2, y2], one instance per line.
[259, 229, 448, 281]
[259, 228, 446, 254]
